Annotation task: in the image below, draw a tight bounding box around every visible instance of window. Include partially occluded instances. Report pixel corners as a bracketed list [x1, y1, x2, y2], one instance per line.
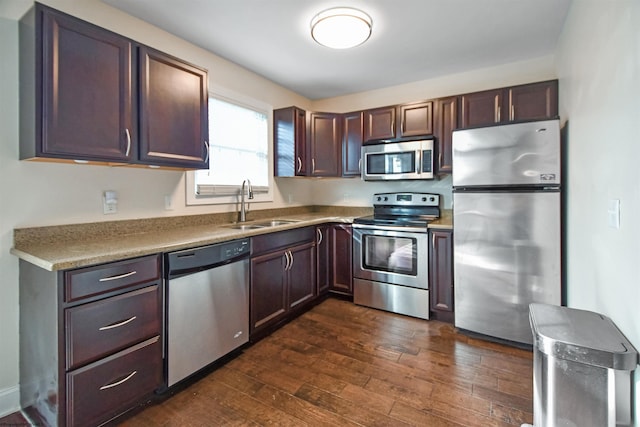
[186, 91, 272, 205]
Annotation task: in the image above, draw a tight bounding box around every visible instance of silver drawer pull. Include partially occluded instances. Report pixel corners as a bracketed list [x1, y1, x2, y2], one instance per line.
[99, 270, 137, 282]
[99, 316, 137, 331]
[99, 371, 137, 390]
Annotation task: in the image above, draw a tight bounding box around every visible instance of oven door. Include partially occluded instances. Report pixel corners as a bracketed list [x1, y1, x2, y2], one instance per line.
[352, 224, 428, 289]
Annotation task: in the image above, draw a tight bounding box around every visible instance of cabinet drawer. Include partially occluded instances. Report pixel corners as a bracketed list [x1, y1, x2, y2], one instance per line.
[66, 336, 162, 427]
[65, 285, 161, 370]
[252, 227, 315, 256]
[64, 254, 161, 302]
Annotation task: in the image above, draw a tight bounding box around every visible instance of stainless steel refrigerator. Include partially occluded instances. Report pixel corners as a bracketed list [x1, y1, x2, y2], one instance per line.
[452, 119, 562, 345]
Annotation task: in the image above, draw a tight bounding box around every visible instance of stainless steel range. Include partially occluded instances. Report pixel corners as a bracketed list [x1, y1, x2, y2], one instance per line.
[352, 192, 440, 320]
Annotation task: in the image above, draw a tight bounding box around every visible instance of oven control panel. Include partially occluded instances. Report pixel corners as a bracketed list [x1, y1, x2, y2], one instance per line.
[373, 192, 439, 207]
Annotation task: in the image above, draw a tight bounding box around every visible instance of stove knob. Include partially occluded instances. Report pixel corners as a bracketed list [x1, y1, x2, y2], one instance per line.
[383, 196, 388, 202]
[422, 197, 427, 202]
[376, 196, 382, 202]
[429, 196, 435, 202]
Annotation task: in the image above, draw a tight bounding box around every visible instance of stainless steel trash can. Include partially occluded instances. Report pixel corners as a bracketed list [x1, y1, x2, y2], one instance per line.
[529, 303, 638, 427]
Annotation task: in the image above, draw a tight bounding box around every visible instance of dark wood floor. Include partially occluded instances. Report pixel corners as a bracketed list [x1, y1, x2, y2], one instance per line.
[119, 298, 533, 426]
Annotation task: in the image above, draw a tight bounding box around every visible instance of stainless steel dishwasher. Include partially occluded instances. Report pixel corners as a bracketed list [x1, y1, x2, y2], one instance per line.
[165, 238, 250, 387]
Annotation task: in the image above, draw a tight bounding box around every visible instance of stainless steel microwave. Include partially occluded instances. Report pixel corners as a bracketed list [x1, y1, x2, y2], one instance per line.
[361, 139, 434, 181]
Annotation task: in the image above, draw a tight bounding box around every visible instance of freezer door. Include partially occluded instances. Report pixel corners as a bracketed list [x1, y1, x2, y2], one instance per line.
[452, 119, 560, 187]
[453, 191, 561, 344]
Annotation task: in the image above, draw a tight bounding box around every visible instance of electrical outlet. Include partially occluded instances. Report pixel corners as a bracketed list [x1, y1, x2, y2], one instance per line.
[103, 190, 117, 214]
[164, 195, 173, 210]
[607, 199, 620, 229]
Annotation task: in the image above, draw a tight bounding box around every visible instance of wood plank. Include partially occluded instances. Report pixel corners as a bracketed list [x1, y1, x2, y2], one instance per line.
[119, 298, 534, 426]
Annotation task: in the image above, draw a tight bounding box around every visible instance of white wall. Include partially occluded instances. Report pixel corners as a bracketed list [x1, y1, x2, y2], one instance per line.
[556, 0, 640, 422]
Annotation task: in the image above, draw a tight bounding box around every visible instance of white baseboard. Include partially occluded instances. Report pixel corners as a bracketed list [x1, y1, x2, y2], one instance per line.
[0, 384, 20, 418]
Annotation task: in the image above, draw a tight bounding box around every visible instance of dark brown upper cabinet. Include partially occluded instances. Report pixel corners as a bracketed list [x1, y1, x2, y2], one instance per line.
[434, 97, 458, 175]
[507, 80, 558, 122]
[459, 80, 558, 128]
[308, 112, 341, 176]
[342, 111, 363, 177]
[138, 47, 208, 168]
[363, 106, 396, 143]
[399, 101, 433, 138]
[19, 4, 208, 169]
[274, 106, 307, 176]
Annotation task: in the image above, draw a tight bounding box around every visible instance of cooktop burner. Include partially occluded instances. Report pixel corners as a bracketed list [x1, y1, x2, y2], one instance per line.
[353, 192, 441, 228]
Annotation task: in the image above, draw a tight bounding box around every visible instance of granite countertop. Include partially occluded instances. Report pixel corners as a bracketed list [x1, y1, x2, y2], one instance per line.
[11, 206, 453, 272]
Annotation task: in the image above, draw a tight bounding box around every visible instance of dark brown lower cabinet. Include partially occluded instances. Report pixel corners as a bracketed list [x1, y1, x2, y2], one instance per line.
[19, 254, 163, 427]
[429, 229, 454, 322]
[330, 224, 353, 295]
[250, 228, 316, 340]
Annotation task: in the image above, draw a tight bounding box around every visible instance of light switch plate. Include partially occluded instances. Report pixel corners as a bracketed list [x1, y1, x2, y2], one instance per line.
[607, 199, 620, 229]
[103, 190, 118, 214]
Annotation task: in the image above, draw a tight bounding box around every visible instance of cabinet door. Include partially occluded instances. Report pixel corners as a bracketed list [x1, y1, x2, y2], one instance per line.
[459, 89, 505, 128]
[363, 106, 396, 142]
[399, 101, 433, 138]
[342, 112, 363, 177]
[508, 80, 558, 122]
[274, 107, 307, 176]
[139, 47, 208, 168]
[429, 230, 454, 322]
[434, 97, 458, 174]
[330, 224, 353, 295]
[309, 112, 341, 176]
[288, 242, 316, 310]
[40, 7, 133, 161]
[250, 251, 287, 333]
[316, 226, 331, 295]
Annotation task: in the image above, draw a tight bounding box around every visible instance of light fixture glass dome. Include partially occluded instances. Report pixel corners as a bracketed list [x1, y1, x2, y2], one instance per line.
[310, 7, 372, 49]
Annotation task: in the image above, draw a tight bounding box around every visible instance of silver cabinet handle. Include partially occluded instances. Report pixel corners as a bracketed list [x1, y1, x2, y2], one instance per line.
[296, 157, 302, 173]
[316, 228, 323, 245]
[204, 140, 210, 164]
[99, 316, 137, 331]
[288, 250, 294, 271]
[358, 158, 362, 172]
[100, 371, 137, 390]
[99, 270, 137, 282]
[312, 158, 316, 174]
[283, 251, 290, 271]
[511, 105, 515, 121]
[391, 120, 395, 136]
[125, 128, 131, 157]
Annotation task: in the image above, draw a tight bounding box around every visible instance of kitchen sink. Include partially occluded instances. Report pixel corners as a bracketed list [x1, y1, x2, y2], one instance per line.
[226, 224, 266, 230]
[254, 219, 300, 227]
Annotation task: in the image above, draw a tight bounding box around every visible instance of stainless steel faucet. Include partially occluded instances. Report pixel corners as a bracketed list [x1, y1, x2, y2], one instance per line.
[239, 179, 254, 222]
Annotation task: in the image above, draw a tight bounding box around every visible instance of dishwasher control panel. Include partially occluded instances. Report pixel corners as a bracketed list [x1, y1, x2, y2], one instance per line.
[166, 238, 250, 278]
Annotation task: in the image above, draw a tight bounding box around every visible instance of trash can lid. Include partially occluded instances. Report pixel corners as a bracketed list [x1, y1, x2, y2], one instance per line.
[529, 303, 638, 370]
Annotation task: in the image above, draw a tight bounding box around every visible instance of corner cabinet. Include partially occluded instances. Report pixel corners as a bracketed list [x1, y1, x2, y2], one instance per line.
[250, 228, 316, 340]
[274, 107, 307, 176]
[329, 224, 353, 295]
[19, 255, 163, 427]
[19, 4, 208, 169]
[342, 111, 363, 177]
[429, 229, 454, 322]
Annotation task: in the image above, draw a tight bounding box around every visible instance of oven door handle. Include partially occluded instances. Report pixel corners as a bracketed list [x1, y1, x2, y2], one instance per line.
[352, 223, 428, 234]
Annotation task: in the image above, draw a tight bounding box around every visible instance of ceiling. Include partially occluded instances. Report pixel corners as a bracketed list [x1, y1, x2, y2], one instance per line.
[101, 0, 572, 100]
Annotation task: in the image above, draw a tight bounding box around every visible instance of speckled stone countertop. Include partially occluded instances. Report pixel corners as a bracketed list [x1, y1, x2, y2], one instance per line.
[11, 206, 453, 271]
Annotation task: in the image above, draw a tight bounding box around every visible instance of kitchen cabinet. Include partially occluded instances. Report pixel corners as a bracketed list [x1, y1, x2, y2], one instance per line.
[330, 224, 353, 295]
[308, 112, 342, 176]
[274, 107, 307, 176]
[342, 111, 363, 177]
[138, 47, 209, 168]
[434, 96, 458, 175]
[19, 4, 208, 169]
[250, 228, 316, 339]
[363, 106, 396, 142]
[316, 225, 331, 295]
[459, 80, 558, 128]
[399, 101, 433, 138]
[429, 229, 454, 323]
[19, 254, 163, 426]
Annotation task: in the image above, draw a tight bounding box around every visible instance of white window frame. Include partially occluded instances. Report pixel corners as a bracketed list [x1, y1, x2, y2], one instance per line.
[186, 86, 274, 206]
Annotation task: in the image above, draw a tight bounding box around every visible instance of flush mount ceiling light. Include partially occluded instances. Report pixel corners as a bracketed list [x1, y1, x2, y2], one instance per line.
[310, 7, 372, 49]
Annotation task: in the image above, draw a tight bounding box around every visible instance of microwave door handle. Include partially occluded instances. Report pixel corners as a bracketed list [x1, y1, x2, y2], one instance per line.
[416, 149, 422, 175]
